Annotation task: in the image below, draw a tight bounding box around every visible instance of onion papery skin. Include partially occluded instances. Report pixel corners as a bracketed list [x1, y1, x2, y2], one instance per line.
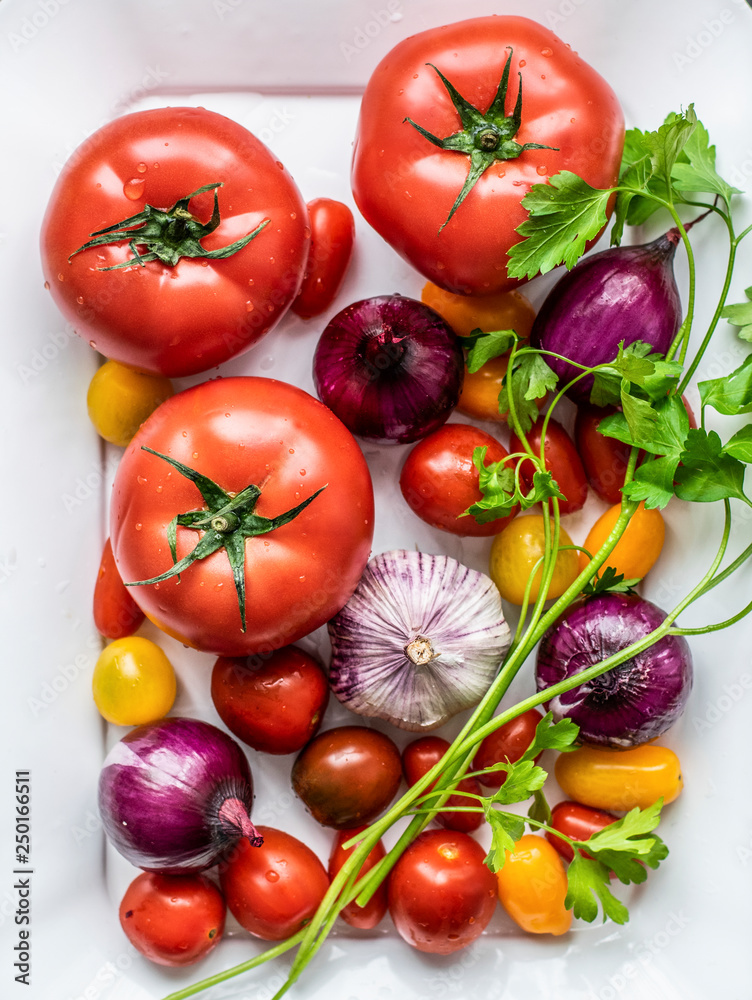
[312, 295, 464, 444]
[328, 550, 511, 731]
[535, 594, 692, 748]
[530, 232, 682, 403]
[98, 717, 258, 874]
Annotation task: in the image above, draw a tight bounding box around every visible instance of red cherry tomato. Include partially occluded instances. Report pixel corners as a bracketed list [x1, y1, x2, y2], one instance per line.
[291, 726, 402, 829]
[509, 418, 588, 515]
[93, 537, 145, 639]
[388, 829, 498, 955]
[352, 16, 623, 296]
[574, 405, 632, 505]
[472, 708, 543, 790]
[399, 423, 517, 536]
[211, 646, 329, 755]
[219, 827, 329, 941]
[119, 872, 225, 967]
[291, 198, 355, 318]
[328, 826, 388, 929]
[402, 736, 483, 833]
[545, 800, 618, 864]
[41, 107, 309, 377]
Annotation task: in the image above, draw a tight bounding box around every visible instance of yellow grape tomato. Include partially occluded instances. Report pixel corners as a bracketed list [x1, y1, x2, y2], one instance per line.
[489, 515, 579, 606]
[92, 637, 177, 726]
[87, 360, 174, 447]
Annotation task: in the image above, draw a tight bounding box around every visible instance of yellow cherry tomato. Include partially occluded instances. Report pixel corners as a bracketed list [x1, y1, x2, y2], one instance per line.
[87, 360, 174, 447]
[580, 501, 665, 580]
[92, 637, 176, 726]
[555, 744, 683, 811]
[496, 834, 572, 936]
[489, 515, 579, 606]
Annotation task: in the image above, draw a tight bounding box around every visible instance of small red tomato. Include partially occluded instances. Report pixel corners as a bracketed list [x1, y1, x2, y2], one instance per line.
[328, 826, 388, 929]
[291, 198, 355, 318]
[472, 708, 543, 790]
[400, 423, 517, 536]
[509, 418, 588, 515]
[402, 736, 482, 833]
[545, 800, 618, 864]
[219, 827, 329, 941]
[574, 404, 632, 505]
[211, 646, 329, 755]
[93, 537, 145, 639]
[119, 872, 225, 967]
[388, 829, 497, 955]
[292, 726, 402, 829]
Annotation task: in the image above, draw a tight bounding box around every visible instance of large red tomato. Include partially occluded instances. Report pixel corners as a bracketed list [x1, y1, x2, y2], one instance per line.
[110, 377, 374, 656]
[40, 107, 309, 376]
[352, 16, 624, 295]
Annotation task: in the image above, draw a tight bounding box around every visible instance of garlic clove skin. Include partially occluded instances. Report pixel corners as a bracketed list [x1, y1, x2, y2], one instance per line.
[328, 550, 511, 731]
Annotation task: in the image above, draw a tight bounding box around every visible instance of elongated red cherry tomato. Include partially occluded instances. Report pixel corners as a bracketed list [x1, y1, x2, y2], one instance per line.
[328, 826, 387, 929]
[93, 537, 145, 639]
[545, 800, 618, 863]
[291, 198, 355, 318]
[496, 834, 572, 935]
[402, 736, 482, 833]
[472, 708, 543, 790]
[510, 418, 588, 515]
[574, 405, 631, 505]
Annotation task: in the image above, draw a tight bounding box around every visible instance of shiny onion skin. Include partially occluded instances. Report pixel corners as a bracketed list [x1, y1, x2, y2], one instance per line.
[98, 717, 261, 874]
[312, 295, 464, 444]
[535, 594, 692, 748]
[531, 231, 682, 403]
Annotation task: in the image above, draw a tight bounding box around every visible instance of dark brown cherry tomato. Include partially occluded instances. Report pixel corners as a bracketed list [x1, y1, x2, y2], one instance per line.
[219, 826, 329, 941]
[328, 826, 388, 929]
[93, 537, 145, 639]
[574, 404, 631, 505]
[119, 873, 225, 967]
[399, 423, 517, 536]
[545, 800, 618, 864]
[211, 646, 329, 755]
[388, 829, 497, 955]
[291, 198, 355, 318]
[509, 418, 588, 515]
[472, 708, 543, 789]
[291, 726, 402, 829]
[402, 736, 483, 833]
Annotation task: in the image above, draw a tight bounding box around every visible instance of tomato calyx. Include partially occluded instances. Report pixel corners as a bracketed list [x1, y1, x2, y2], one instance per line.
[125, 446, 327, 632]
[69, 182, 270, 271]
[405, 50, 558, 232]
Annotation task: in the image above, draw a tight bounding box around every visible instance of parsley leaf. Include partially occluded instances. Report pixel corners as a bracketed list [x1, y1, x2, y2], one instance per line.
[582, 565, 639, 596]
[462, 448, 568, 524]
[723, 425, 752, 464]
[459, 329, 516, 373]
[699, 354, 752, 415]
[621, 455, 679, 510]
[671, 119, 741, 206]
[566, 853, 630, 924]
[483, 810, 525, 873]
[498, 351, 558, 432]
[641, 106, 698, 203]
[523, 711, 579, 757]
[722, 287, 752, 342]
[506, 172, 612, 279]
[527, 788, 552, 829]
[674, 428, 748, 503]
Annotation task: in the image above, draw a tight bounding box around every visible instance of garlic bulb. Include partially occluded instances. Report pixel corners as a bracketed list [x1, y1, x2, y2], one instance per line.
[328, 550, 511, 731]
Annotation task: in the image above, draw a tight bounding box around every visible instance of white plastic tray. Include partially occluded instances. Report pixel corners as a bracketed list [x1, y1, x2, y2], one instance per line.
[2, 1, 752, 998]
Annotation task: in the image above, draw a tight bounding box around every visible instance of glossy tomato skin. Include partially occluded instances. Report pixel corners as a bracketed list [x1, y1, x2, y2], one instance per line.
[510, 419, 588, 515]
[555, 744, 683, 811]
[489, 514, 579, 606]
[291, 198, 355, 318]
[352, 17, 624, 295]
[119, 872, 226, 967]
[472, 708, 543, 790]
[291, 726, 402, 829]
[41, 107, 309, 376]
[328, 826, 388, 929]
[545, 800, 617, 864]
[92, 637, 176, 726]
[388, 829, 498, 955]
[110, 377, 374, 656]
[402, 736, 483, 833]
[579, 501, 665, 580]
[496, 834, 572, 935]
[400, 423, 516, 536]
[87, 361, 174, 448]
[211, 646, 329, 755]
[574, 405, 632, 505]
[219, 827, 329, 941]
[93, 537, 145, 639]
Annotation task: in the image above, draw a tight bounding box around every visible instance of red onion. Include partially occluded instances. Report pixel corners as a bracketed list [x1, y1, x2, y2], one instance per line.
[312, 295, 464, 444]
[531, 231, 683, 403]
[535, 594, 692, 748]
[98, 717, 262, 874]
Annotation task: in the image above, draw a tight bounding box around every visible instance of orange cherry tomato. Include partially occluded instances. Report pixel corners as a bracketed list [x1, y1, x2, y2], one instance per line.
[554, 744, 683, 811]
[328, 826, 388, 929]
[93, 537, 145, 639]
[489, 515, 579, 606]
[510, 418, 588, 515]
[496, 834, 572, 935]
[472, 708, 543, 790]
[402, 736, 483, 833]
[291, 198, 355, 318]
[579, 501, 665, 580]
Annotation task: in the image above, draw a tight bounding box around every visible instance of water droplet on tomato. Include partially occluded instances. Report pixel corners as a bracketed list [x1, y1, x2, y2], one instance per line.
[156, 485, 163, 493]
[136, 162, 147, 173]
[289, 448, 295, 454]
[192, 452, 199, 459]
[570, 117, 576, 124]
[154, 583, 160, 590]
[299, 469, 306, 476]
[290, 212, 297, 220]
[412, 73, 418, 79]
[541, 47, 553, 56]
[215, 582, 223, 590]
[89, 340, 97, 349]
[436, 262, 445, 270]
[225, 412, 231, 418]
[95, 182, 102, 189]
[276, 160, 284, 170]
[303, 227, 311, 240]
[536, 165, 548, 176]
[540, 74, 546, 80]
[135, 523, 142, 531]
[137, 475, 147, 485]
[299, 576, 305, 583]
[246, 301, 254, 312]
[57, 273, 64, 281]
[43, 281, 50, 290]
[265, 870, 279, 882]
[248, 277, 255, 286]
[182, 431, 188, 437]
[153, 162, 160, 169]
[519, 59, 526, 67]
[76, 295, 85, 304]
[123, 177, 145, 200]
